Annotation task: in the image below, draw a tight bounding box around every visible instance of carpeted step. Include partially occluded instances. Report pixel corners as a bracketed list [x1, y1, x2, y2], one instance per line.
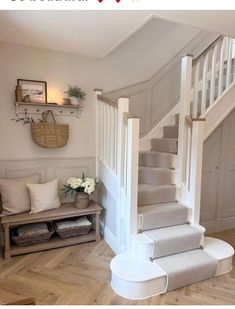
[138, 167, 172, 185]
[163, 125, 179, 138]
[151, 138, 178, 154]
[139, 151, 175, 169]
[143, 224, 203, 259]
[156, 249, 217, 291]
[138, 184, 176, 206]
[138, 202, 188, 231]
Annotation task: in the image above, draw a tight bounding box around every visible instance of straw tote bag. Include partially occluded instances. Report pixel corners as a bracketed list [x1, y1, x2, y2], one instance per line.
[31, 110, 69, 148]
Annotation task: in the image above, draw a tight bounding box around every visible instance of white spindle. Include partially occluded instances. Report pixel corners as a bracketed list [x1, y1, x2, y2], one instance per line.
[107, 105, 111, 167]
[209, 45, 218, 106]
[218, 38, 226, 97]
[226, 38, 233, 88]
[201, 54, 209, 115]
[193, 61, 200, 118]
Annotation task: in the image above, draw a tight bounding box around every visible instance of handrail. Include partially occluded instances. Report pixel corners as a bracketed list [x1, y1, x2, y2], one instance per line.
[192, 35, 223, 66]
[97, 94, 117, 108]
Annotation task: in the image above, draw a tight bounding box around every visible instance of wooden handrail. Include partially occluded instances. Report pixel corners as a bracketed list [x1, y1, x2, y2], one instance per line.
[97, 94, 117, 108]
[192, 35, 223, 66]
[185, 115, 206, 128]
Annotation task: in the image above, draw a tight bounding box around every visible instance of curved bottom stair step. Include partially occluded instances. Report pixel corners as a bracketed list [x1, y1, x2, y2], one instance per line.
[138, 202, 188, 231]
[110, 237, 234, 300]
[138, 184, 176, 206]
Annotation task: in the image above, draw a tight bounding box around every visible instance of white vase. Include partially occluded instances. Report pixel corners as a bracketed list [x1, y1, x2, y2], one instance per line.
[70, 97, 80, 106]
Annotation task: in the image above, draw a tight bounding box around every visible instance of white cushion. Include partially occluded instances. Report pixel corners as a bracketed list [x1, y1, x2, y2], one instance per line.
[27, 179, 61, 214]
[0, 174, 40, 215]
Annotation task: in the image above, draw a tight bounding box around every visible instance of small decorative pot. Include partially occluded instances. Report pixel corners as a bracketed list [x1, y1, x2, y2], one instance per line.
[75, 192, 89, 209]
[70, 97, 80, 106]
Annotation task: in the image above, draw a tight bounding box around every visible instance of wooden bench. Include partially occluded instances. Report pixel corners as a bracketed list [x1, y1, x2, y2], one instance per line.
[0, 200, 102, 259]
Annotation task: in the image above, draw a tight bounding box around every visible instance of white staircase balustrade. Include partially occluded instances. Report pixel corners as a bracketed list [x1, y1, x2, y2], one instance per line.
[178, 35, 235, 224]
[94, 90, 140, 253]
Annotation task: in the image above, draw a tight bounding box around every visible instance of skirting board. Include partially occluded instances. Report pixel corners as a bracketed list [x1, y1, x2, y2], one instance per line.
[100, 221, 117, 254]
[203, 216, 235, 234]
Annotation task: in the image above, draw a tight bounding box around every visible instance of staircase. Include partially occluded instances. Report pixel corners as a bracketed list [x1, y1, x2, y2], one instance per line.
[95, 35, 235, 301]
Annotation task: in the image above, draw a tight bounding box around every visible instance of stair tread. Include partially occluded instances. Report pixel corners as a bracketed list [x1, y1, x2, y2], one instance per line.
[138, 166, 172, 171]
[111, 253, 166, 282]
[143, 224, 203, 258]
[151, 137, 178, 141]
[138, 202, 187, 214]
[139, 150, 176, 156]
[138, 184, 176, 191]
[143, 224, 202, 241]
[156, 249, 215, 271]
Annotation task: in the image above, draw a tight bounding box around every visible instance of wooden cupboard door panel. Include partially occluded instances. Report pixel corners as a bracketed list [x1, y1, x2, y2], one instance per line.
[200, 125, 222, 222]
[217, 108, 235, 219]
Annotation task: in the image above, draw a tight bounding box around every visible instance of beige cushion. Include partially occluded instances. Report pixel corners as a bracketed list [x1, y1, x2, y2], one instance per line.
[27, 179, 61, 214]
[0, 175, 40, 215]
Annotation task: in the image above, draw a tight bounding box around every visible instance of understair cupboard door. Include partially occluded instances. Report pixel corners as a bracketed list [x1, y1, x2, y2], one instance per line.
[217, 109, 235, 220]
[200, 125, 222, 223]
[200, 108, 235, 232]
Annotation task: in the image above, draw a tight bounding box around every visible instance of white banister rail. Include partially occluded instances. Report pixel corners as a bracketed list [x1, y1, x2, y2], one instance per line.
[95, 90, 139, 253]
[179, 35, 235, 224]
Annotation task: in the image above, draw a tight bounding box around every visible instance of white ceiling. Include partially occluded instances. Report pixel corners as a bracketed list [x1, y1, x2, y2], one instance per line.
[0, 11, 152, 59]
[153, 11, 235, 38]
[0, 11, 234, 60]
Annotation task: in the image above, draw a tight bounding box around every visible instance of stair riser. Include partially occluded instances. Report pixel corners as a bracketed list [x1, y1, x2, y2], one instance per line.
[139, 153, 176, 169]
[138, 169, 172, 185]
[138, 206, 188, 231]
[151, 139, 178, 154]
[163, 126, 178, 138]
[150, 232, 203, 259]
[111, 273, 167, 300]
[138, 187, 176, 206]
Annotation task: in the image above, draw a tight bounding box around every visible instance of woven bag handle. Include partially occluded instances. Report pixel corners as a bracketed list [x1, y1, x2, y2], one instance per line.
[44, 110, 56, 123]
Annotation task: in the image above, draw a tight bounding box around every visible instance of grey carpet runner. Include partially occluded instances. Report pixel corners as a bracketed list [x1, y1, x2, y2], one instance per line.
[144, 224, 202, 259]
[157, 249, 217, 291]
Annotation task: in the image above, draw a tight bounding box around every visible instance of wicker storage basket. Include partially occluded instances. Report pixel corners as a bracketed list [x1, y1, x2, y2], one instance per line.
[31, 110, 69, 148]
[12, 223, 54, 247]
[54, 217, 92, 239]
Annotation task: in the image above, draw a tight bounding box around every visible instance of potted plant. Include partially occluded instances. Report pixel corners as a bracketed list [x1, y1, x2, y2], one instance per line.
[63, 174, 96, 209]
[64, 85, 86, 106]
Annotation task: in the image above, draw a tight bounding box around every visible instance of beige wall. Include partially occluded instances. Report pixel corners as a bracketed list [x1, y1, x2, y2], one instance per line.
[0, 42, 98, 160]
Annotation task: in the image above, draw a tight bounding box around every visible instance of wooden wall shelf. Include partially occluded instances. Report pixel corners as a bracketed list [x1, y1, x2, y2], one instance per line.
[15, 102, 83, 118]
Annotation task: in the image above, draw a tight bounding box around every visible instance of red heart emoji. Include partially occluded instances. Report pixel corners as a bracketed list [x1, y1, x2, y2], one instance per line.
[98, 0, 103, 2]
[116, 0, 121, 2]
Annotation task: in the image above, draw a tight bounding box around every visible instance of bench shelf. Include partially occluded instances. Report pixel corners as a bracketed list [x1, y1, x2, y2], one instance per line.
[0, 200, 102, 259]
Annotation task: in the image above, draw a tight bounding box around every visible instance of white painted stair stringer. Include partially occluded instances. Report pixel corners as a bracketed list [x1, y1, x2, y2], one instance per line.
[110, 237, 234, 300]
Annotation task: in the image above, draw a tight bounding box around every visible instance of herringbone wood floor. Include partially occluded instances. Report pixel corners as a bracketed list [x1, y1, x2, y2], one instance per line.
[0, 230, 235, 305]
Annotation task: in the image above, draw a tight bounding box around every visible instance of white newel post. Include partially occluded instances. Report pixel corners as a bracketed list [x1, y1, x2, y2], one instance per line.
[178, 55, 193, 191]
[125, 117, 140, 250]
[94, 89, 103, 178]
[189, 120, 205, 224]
[116, 97, 129, 253]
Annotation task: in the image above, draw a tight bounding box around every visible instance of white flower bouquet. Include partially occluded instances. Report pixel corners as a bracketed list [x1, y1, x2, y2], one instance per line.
[63, 173, 96, 196]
